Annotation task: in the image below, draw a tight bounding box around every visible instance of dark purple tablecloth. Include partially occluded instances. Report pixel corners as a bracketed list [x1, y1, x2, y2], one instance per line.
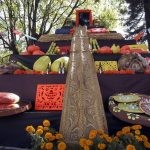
[0, 38, 149, 148]
[0, 74, 150, 148]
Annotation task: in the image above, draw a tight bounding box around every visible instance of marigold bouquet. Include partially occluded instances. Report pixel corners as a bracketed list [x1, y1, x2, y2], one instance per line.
[79, 125, 150, 150]
[25, 120, 66, 150]
[26, 121, 150, 150]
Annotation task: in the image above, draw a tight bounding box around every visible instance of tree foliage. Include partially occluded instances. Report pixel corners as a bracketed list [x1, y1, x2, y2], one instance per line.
[0, 0, 86, 53]
[0, 0, 126, 53]
[79, 0, 125, 30]
[123, 0, 150, 48]
[123, 0, 145, 36]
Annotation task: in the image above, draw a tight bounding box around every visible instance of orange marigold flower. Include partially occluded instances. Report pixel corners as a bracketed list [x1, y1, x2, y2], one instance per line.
[43, 120, 50, 127]
[58, 142, 67, 150]
[128, 133, 134, 137]
[25, 125, 35, 133]
[80, 138, 87, 147]
[45, 142, 53, 150]
[97, 129, 104, 135]
[126, 144, 136, 150]
[45, 132, 53, 139]
[49, 135, 56, 141]
[105, 137, 113, 143]
[131, 125, 142, 130]
[89, 130, 97, 139]
[116, 131, 122, 137]
[135, 135, 143, 142]
[122, 126, 131, 134]
[135, 130, 141, 135]
[102, 133, 109, 139]
[98, 143, 106, 150]
[144, 141, 150, 149]
[141, 135, 148, 142]
[56, 133, 63, 139]
[113, 136, 119, 142]
[40, 143, 45, 149]
[84, 145, 89, 150]
[37, 125, 43, 130]
[36, 129, 43, 135]
[86, 139, 93, 146]
[100, 135, 104, 139]
[43, 127, 49, 131]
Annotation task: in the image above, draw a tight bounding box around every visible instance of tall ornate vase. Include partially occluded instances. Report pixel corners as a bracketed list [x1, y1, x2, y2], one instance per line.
[60, 26, 108, 147]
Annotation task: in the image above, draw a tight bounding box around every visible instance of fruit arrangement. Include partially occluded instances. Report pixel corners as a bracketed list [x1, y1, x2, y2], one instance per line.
[13, 56, 69, 75]
[20, 45, 45, 55]
[120, 44, 148, 54]
[102, 70, 135, 74]
[90, 38, 100, 53]
[97, 46, 113, 54]
[20, 42, 60, 55]
[46, 42, 60, 55]
[90, 38, 149, 54]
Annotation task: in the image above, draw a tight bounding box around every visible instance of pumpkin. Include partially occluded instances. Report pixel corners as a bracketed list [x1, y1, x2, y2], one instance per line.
[97, 46, 112, 54]
[27, 45, 40, 53]
[120, 49, 130, 54]
[120, 45, 130, 54]
[32, 50, 45, 55]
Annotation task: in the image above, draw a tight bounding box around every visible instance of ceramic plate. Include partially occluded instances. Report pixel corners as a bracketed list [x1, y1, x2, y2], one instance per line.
[111, 93, 141, 103]
[118, 102, 143, 113]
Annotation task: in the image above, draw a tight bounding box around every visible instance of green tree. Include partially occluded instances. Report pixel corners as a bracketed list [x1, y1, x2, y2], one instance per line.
[123, 0, 150, 48]
[0, 0, 86, 54]
[0, 0, 126, 54]
[79, 0, 125, 30]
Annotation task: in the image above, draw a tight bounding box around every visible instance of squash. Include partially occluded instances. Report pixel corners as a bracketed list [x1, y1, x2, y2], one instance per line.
[98, 46, 112, 54]
[33, 56, 51, 72]
[27, 45, 40, 53]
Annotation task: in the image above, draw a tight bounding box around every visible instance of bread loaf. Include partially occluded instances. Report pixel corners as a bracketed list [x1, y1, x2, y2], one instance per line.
[0, 104, 20, 110]
[0, 92, 20, 104]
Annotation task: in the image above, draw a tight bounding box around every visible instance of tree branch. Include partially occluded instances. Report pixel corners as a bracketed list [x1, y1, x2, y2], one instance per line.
[62, 0, 86, 26]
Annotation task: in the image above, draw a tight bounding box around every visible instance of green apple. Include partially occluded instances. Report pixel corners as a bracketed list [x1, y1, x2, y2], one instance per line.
[111, 44, 120, 54]
[51, 56, 69, 72]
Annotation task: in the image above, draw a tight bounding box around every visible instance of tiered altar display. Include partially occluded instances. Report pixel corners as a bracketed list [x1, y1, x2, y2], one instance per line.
[0, 27, 150, 149]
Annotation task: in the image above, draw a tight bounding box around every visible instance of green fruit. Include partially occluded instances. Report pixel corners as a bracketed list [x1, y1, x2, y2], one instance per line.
[118, 102, 143, 113]
[111, 44, 120, 53]
[51, 56, 69, 72]
[112, 94, 140, 103]
[33, 56, 51, 72]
